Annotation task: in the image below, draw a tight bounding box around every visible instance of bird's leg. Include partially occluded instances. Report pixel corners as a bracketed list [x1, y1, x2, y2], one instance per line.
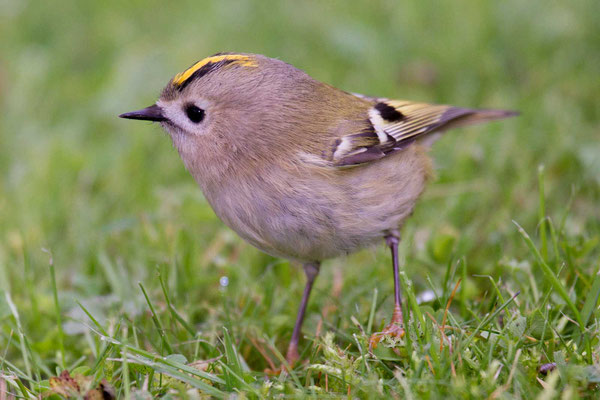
[370, 233, 405, 349]
[286, 262, 320, 365]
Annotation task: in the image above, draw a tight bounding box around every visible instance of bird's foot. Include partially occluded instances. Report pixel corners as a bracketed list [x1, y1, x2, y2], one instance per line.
[369, 322, 405, 350]
[369, 304, 405, 350]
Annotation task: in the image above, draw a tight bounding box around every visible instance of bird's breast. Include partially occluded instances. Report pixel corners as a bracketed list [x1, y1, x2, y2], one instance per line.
[191, 146, 432, 262]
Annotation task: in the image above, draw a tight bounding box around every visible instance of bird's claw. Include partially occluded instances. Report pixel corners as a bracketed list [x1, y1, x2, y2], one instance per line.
[369, 321, 405, 350]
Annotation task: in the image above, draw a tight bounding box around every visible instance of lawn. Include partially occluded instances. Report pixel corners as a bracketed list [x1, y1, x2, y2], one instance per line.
[1, 0, 599, 398]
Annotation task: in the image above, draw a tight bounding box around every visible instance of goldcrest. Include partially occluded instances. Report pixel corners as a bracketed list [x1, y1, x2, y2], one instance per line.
[120, 53, 516, 363]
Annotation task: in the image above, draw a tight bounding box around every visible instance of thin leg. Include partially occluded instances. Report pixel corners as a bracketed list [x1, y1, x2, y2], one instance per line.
[370, 232, 405, 349]
[286, 262, 320, 364]
[387, 234, 404, 325]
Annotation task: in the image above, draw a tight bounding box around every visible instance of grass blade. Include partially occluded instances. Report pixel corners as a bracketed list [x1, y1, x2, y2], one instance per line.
[139, 282, 174, 354]
[157, 269, 196, 336]
[45, 249, 65, 369]
[76, 300, 108, 337]
[95, 330, 226, 386]
[124, 353, 225, 398]
[366, 288, 378, 335]
[461, 290, 520, 350]
[580, 263, 600, 327]
[514, 221, 583, 328]
[5, 292, 32, 378]
[538, 165, 548, 261]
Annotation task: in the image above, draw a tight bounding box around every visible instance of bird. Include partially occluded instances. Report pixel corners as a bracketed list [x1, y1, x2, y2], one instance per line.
[120, 52, 516, 364]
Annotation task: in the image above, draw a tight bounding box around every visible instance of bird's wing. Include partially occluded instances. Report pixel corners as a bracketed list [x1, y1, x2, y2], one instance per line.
[329, 98, 516, 167]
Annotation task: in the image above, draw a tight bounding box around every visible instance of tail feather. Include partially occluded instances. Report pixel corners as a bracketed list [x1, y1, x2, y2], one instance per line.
[441, 108, 519, 131]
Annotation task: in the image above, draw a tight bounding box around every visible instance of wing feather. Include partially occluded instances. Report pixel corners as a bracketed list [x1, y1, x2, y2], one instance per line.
[330, 98, 516, 167]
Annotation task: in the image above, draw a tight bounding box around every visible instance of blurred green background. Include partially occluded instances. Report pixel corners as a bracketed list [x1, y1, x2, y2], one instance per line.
[0, 0, 599, 396]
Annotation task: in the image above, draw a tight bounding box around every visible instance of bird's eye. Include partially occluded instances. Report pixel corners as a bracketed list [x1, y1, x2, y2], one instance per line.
[184, 104, 205, 123]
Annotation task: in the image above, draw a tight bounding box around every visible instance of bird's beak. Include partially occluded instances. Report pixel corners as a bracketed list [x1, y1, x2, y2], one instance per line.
[119, 104, 166, 122]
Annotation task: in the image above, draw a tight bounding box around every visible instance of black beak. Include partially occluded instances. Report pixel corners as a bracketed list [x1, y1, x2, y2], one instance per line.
[119, 104, 166, 122]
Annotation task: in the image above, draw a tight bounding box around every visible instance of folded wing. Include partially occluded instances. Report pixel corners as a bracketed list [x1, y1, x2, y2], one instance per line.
[331, 99, 517, 167]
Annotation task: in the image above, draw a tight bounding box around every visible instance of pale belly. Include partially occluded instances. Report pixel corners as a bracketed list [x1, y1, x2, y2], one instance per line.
[200, 146, 431, 263]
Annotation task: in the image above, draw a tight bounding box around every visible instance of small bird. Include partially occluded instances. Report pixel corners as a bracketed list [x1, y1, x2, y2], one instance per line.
[120, 53, 516, 364]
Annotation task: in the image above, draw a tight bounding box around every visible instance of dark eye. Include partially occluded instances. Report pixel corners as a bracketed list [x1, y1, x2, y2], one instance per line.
[184, 104, 205, 123]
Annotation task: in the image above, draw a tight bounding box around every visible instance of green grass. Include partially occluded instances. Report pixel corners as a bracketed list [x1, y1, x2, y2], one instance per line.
[1, 0, 599, 398]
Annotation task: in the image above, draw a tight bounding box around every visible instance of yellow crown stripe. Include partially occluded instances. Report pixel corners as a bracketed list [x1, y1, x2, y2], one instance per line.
[172, 55, 257, 86]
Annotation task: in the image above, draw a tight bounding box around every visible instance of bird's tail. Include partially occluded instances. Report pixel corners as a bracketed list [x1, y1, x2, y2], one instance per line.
[440, 108, 519, 131]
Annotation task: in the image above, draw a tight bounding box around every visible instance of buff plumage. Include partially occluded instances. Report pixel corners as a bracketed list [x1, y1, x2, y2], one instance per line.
[120, 52, 516, 363]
